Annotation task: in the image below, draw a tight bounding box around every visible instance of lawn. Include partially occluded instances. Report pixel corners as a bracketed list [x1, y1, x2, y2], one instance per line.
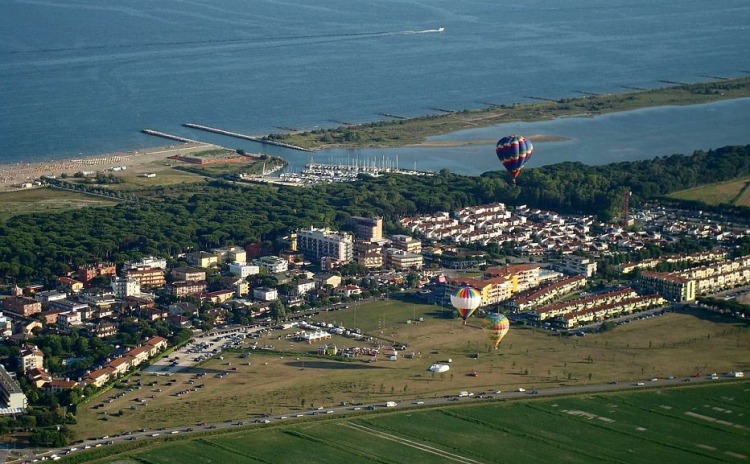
[0, 187, 117, 220]
[70, 303, 750, 442]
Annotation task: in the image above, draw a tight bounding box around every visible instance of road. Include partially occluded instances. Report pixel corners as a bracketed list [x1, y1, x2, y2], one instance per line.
[27, 374, 743, 462]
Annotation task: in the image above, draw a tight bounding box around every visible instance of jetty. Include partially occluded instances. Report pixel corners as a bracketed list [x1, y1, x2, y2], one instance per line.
[573, 90, 600, 97]
[618, 85, 648, 91]
[377, 112, 409, 120]
[183, 123, 315, 152]
[141, 129, 201, 144]
[522, 95, 559, 103]
[427, 107, 456, 113]
[658, 79, 690, 86]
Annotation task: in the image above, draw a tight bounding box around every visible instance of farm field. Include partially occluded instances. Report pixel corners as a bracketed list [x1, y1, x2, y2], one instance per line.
[70, 301, 750, 441]
[668, 176, 750, 206]
[77, 381, 750, 463]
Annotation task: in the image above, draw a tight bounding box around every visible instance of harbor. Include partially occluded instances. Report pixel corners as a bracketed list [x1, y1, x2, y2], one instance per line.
[273, 159, 433, 186]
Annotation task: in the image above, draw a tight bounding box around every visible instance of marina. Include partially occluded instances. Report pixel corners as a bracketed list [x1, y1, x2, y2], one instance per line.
[255, 159, 434, 186]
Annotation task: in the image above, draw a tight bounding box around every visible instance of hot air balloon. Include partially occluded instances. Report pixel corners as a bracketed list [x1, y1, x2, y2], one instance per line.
[496, 135, 533, 183]
[450, 287, 482, 325]
[482, 313, 510, 349]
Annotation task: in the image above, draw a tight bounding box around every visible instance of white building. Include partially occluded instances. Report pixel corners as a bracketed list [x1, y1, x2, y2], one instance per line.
[253, 287, 278, 302]
[111, 277, 141, 298]
[0, 364, 27, 411]
[229, 262, 261, 278]
[558, 254, 598, 278]
[254, 256, 289, 273]
[296, 227, 354, 264]
[122, 256, 168, 271]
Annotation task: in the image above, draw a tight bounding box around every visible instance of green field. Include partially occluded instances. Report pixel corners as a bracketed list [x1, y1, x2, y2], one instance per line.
[72, 381, 750, 464]
[69, 302, 750, 442]
[668, 176, 750, 206]
[0, 188, 117, 220]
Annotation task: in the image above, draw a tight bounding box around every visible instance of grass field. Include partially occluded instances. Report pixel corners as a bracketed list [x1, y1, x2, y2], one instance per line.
[0, 188, 118, 220]
[74, 381, 750, 464]
[70, 300, 750, 442]
[668, 176, 750, 206]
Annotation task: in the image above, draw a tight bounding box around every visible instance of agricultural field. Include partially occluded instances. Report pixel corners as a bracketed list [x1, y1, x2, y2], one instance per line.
[70, 301, 750, 442]
[668, 176, 750, 206]
[0, 188, 117, 220]
[75, 381, 750, 463]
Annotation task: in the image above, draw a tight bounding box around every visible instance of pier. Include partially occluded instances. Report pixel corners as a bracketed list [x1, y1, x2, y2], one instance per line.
[141, 129, 201, 144]
[698, 74, 728, 81]
[573, 90, 600, 97]
[377, 112, 409, 120]
[522, 95, 559, 103]
[658, 80, 690, 86]
[427, 107, 456, 113]
[618, 85, 648, 91]
[183, 123, 315, 152]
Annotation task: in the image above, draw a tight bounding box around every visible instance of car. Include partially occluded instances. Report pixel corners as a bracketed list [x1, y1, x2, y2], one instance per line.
[608, 381, 618, 385]
[650, 378, 658, 382]
[636, 382, 645, 386]
[151, 433, 160, 437]
[517, 388, 526, 392]
[414, 401, 425, 405]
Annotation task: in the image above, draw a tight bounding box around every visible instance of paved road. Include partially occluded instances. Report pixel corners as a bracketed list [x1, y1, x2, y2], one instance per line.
[27, 374, 742, 462]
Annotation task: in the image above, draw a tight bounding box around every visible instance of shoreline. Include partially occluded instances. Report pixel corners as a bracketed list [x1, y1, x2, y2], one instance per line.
[0, 142, 218, 193]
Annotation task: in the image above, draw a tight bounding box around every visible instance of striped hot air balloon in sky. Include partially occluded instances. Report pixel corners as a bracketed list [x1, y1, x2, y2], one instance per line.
[482, 313, 510, 350]
[450, 286, 482, 325]
[496, 135, 533, 183]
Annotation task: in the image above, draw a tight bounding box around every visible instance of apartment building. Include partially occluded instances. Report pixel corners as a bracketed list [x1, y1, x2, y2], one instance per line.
[296, 227, 354, 264]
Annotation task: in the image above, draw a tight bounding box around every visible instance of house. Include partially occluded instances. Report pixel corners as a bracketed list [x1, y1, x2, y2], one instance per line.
[186, 251, 220, 268]
[315, 274, 342, 289]
[78, 262, 116, 287]
[228, 262, 260, 279]
[26, 367, 52, 389]
[57, 277, 84, 294]
[43, 378, 80, 394]
[336, 285, 363, 298]
[204, 289, 235, 305]
[83, 367, 113, 388]
[168, 302, 199, 318]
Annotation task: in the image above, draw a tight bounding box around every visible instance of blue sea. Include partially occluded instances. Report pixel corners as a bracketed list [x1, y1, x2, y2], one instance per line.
[1, 0, 749, 174]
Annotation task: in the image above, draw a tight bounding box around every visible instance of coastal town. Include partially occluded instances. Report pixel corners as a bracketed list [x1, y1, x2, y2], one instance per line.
[0, 195, 748, 444]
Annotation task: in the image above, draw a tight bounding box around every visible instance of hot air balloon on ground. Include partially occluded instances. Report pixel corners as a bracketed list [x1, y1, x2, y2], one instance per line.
[496, 135, 533, 183]
[482, 313, 510, 349]
[450, 287, 482, 325]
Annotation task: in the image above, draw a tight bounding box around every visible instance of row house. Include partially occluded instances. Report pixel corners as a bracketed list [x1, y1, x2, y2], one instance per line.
[446, 276, 512, 307]
[43, 378, 80, 394]
[2, 297, 41, 317]
[508, 275, 587, 312]
[533, 288, 640, 322]
[558, 294, 666, 328]
[639, 255, 750, 301]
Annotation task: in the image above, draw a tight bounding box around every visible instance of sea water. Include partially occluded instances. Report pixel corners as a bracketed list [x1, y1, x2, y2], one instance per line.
[1, 0, 749, 170]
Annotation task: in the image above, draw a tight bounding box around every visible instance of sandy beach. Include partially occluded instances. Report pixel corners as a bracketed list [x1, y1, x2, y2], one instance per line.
[0, 142, 218, 192]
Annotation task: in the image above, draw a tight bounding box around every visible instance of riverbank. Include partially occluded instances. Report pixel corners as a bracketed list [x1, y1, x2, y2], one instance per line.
[0, 143, 217, 192]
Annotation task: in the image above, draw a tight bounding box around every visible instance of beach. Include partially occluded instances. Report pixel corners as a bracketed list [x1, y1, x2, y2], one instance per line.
[0, 142, 218, 192]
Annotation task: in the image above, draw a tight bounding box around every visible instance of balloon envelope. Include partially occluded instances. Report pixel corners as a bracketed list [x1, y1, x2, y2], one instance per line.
[482, 313, 510, 349]
[496, 135, 533, 181]
[450, 287, 482, 322]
